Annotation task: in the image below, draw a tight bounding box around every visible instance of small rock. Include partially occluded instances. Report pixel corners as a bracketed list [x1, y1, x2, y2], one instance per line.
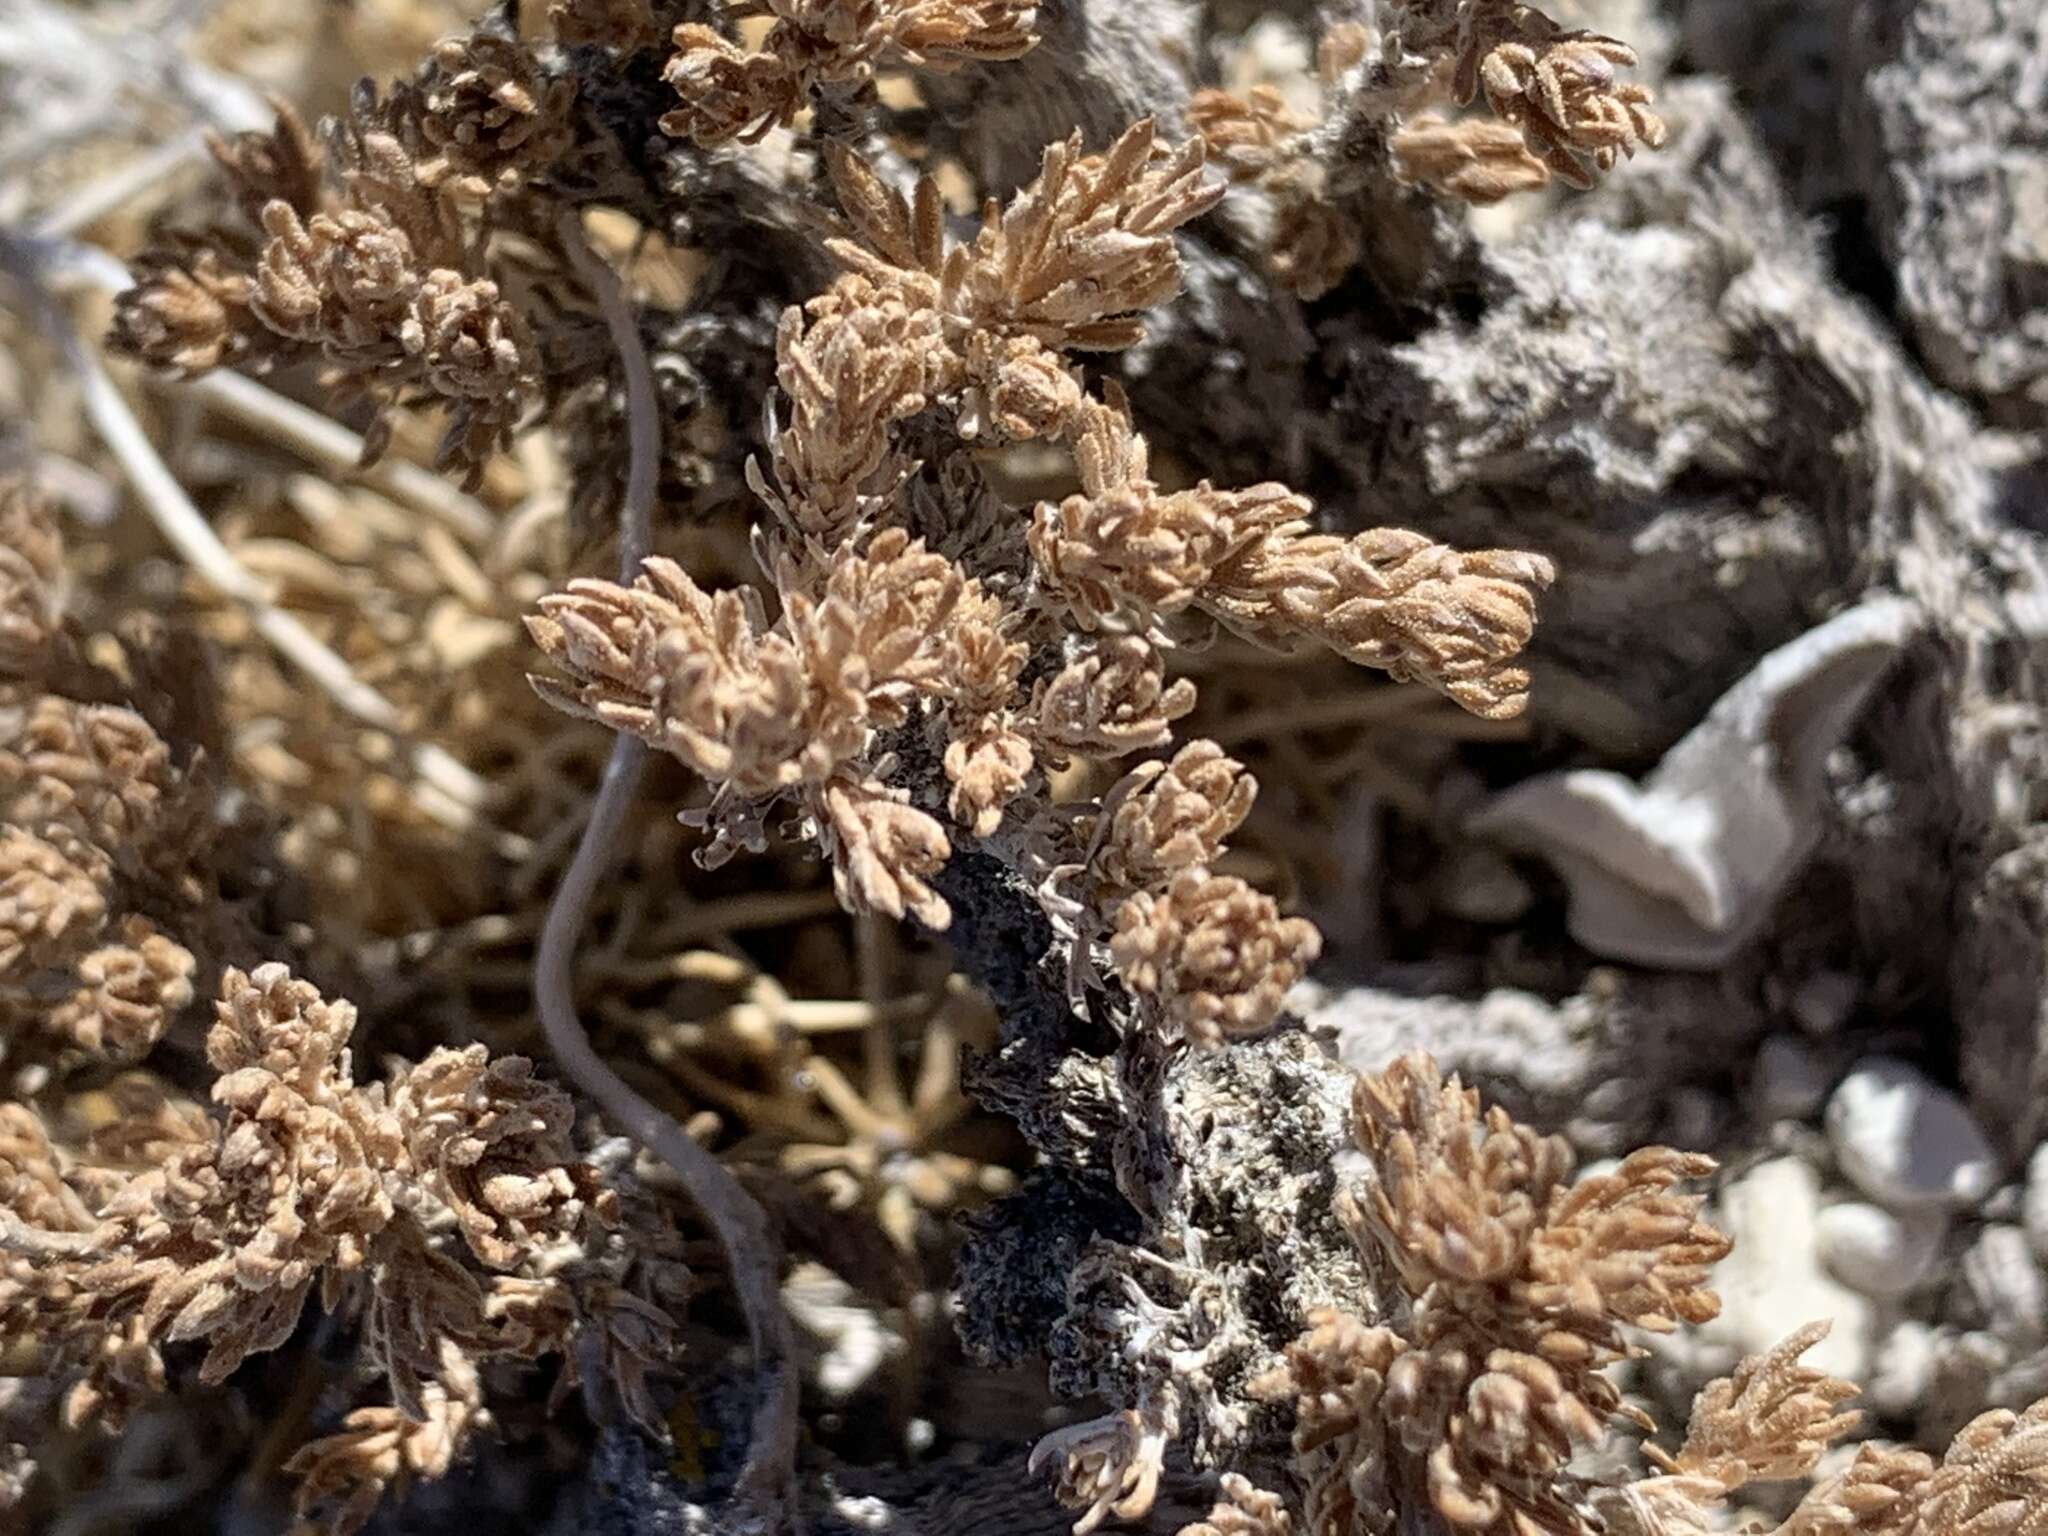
[2024, 1144, 2048, 1265]
[1963, 1225, 2048, 1348]
[1865, 1320, 1938, 1419]
[1825, 1057, 1997, 1211]
[1754, 1033, 1832, 1120]
[1680, 1157, 1872, 1383]
[1815, 1201, 1948, 1298]
[1790, 970, 1859, 1037]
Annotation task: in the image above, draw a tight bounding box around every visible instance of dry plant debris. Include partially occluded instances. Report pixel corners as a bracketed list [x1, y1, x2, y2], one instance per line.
[1188, 2, 1664, 296]
[1236, 1054, 2048, 1536]
[5, 0, 2048, 1534]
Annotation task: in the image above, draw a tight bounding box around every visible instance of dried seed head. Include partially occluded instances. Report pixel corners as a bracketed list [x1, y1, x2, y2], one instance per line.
[416, 33, 573, 194]
[1110, 866, 1320, 1046]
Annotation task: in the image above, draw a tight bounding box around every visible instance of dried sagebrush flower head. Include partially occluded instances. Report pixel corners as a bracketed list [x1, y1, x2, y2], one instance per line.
[22, 965, 398, 1423]
[1598, 1330, 2048, 1536]
[415, 31, 574, 195]
[0, 482, 65, 675]
[1211, 527, 1556, 721]
[1250, 1052, 1735, 1536]
[661, 0, 1039, 146]
[1096, 739, 1258, 894]
[765, 276, 951, 544]
[1109, 866, 1320, 1047]
[1246, 1306, 1404, 1536]
[210, 97, 327, 226]
[1031, 636, 1195, 759]
[114, 91, 543, 489]
[1349, 1053, 1728, 1344]
[1, 581, 206, 1078]
[1252, 1306, 1405, 1457]
[1028, 390, 1555, 718]
[1190, 85, 1311, 181]
[824, 118, 1225, 356]
[45, 916, 197, 1065]
[1029, 387, 1309, 630]
[3, 694, 182, 866]
[529, 531, 1039, 924]
[1, 960, 643, 1461]
[0, 824, 107, 973]
[386, 1044, 591, 1270]
[1647, 1320, 1862, 1493]
[1450, 6, 1666, 190]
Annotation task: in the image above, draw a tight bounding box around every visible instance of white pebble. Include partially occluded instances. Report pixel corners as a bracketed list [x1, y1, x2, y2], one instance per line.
[1683, 1158, 1872, 1383]
[1964, 1224, 2048, 1342]
[1754, 1033, 1832, 1120]
[1825, 1057, 1997, 1211]
[1864, 1320, 1938, 1418]
[1815, 1201, 1947, 1298]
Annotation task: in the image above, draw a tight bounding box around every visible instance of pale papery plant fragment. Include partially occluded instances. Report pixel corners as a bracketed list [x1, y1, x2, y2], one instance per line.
[1030, 1406, 1173, 1536]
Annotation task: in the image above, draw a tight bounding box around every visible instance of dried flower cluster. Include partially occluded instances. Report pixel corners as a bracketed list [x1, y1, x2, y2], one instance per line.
[0, 963, 682, 1534]
[111, 30, 568, 486]
[1091, 742, 1320, 1046]
[1188, 40, 1371, 299]
[1247, 1050, 1727, 1534]
[1190, 2, 1665, 295]
[0, 485, 202, 1086]
[1237, 1053, 2048, 1536]
[661, 0, 1040, 146]
[530, 116, 1552, 1045]
[1434, 2, 1667, 191]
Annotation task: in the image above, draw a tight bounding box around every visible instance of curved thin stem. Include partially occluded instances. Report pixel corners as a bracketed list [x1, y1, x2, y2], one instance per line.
[542, 212, 798, 1525]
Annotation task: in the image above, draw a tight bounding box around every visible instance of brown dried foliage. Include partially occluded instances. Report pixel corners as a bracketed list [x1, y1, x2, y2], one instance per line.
[529, 114, 1550, 1052]
[0, 963, 675, 1535]
[0, 486, 204, 1083]
[1188, 3, 1664, 295]
[1248, 1052, 2048, 1536]
[1449, 6, 1666, 191]
[660, 0, 1040, 146]
[113, 74, 551, 488]
[1253, 1052, 1728, 1535]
